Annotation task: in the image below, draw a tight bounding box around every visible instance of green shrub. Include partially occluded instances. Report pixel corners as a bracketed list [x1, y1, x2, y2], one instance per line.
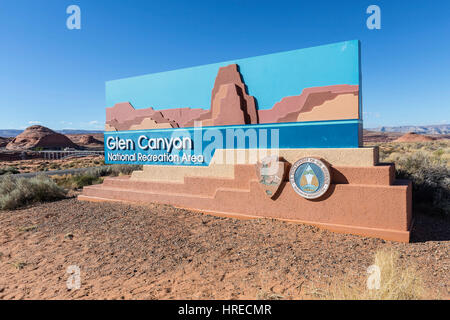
[53, 173, 102, 190]
[0, 175, 67, 210]
[395, 152, 449, 215]
[370, 141, 449, 216]
[0, 166, 19, 176]
[53, 164, 142, 190]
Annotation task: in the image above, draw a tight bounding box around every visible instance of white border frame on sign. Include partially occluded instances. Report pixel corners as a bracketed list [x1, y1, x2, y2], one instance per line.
[289, 157, 331, 200]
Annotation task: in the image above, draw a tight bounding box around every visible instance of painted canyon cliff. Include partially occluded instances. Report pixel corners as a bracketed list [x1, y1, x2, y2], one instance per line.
[105, 64, 359, 131]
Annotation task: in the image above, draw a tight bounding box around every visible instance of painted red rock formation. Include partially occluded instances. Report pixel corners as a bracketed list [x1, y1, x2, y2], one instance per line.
[106, 103, 179, 131]
[210, 64, 258, 124]
[105, 64, 259, 130]
[6, 126, 79, 150]
[159, 108, 209, 128]
[105, 68, 359, 130]
[203, 84, 247, 126]
[258, 85, 359, 123]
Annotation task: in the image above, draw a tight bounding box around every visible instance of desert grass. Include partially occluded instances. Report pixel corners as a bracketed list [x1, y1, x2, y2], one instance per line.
[0, 166, 20, 175]
[367, 140, 449, 216]
[52, 164, 142, 190]
[0, 164, 142, 210]
[0, 175, 67, 210]
[0, 156, 105, 174]
[308, 249, 424, 300]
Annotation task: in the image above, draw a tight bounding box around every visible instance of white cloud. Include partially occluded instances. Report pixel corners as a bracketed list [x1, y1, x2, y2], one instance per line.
[28, 120, 42, 125]
[81, 120, 103, 130]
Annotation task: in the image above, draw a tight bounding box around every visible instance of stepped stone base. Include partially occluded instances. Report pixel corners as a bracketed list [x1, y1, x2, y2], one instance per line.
[79, 149, 412, 242]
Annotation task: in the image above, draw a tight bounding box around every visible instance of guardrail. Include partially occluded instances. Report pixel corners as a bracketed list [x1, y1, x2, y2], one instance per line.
[35, 150, 104, 160]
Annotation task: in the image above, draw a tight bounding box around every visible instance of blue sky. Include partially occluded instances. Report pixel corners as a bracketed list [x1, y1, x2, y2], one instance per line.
[0, 0, 449, 130]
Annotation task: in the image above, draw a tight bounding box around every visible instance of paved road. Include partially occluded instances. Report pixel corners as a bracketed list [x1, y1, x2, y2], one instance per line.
[3, 166, 110, 178]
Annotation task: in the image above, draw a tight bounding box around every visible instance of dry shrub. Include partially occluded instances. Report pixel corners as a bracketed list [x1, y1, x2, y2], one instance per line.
[0, 166, 19, 176]
[53, 173, 103, 190]
[52, 164, 142, 190]
[373, 140, 450, 216]
[311, 249, 424, 300]
[395, 152, 449, 215]
[0, 175, 67, 210]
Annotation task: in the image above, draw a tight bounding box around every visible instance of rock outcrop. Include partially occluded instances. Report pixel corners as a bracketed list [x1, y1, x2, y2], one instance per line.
[394, 132, 434, 142]
[0, 137, 13, 148]
[6, 125, 79, 150]
[78, 135, 103, 145]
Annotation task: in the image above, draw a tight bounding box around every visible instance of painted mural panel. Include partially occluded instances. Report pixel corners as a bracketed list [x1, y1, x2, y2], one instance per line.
[104, 40, 362, 165]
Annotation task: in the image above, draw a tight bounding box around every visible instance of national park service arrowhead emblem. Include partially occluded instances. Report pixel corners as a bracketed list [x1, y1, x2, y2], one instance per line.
[289, 157, 331, 200]
[256, 155, 286, 198]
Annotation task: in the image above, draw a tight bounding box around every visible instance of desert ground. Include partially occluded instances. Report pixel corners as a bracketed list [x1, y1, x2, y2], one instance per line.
[0, 131, 449, 300]
[0, 156, 104, 174]
[0, 197, 448, 300]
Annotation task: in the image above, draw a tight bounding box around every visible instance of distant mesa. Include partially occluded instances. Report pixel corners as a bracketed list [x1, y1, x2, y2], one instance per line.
[394, 132, 435, 142]
[105, 64, 360, 131]
[371, 124, 450, 135]
[6, 125, 79, 150]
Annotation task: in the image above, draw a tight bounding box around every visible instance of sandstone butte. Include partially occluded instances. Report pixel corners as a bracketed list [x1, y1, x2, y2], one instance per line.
[5, 125, 79, 150]
[77, 134, 103, 145]
[394, 132, 434, 142]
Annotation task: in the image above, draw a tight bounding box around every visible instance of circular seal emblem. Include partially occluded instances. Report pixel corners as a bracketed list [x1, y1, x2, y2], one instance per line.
[289, 157, 331, 199]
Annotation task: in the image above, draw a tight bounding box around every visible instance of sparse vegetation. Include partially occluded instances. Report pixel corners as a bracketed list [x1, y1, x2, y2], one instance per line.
[0, 175, 67, 210]
[11, 261, 27, 270]
[310, 249, 424, 300]
[0, 163, 142, 210]
[367, 140, 450, 216]
[52, 164, 142, 190]
[0, 166, 20, 175]
[256, 290, 284, 300]
[0, 155, 105, 174]
[18, 224, 38, 232]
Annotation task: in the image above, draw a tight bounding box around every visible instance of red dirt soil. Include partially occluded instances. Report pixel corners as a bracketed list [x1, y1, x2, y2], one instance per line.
[0, 198, 448, 300]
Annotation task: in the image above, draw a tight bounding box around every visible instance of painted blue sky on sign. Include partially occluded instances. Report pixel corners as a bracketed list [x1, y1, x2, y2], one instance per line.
[106, 41, 360, 111]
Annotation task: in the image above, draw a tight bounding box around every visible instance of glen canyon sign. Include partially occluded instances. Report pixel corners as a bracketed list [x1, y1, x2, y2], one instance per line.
[79, 40, 413, 242]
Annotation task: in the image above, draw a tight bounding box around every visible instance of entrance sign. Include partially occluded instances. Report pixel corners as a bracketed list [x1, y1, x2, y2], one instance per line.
[104, 40, 362, 165]
[79, 40, 413, 243]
